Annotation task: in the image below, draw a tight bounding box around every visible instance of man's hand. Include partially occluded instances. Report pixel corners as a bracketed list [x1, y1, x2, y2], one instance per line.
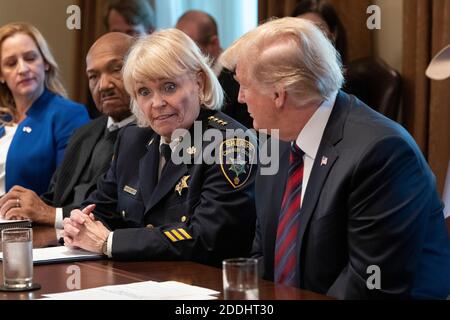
[0, 186, 56, 225]
[63, 205, 110, 254]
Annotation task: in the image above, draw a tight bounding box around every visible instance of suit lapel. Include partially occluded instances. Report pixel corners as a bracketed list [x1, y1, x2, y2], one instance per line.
[140, 133, 160, 211]
[146, 161, 188, 212]
[58, 118, 107, 202]
[296, 91, 351, 280]
[297, 144, 338, 247]
[143, 108, 212, 212]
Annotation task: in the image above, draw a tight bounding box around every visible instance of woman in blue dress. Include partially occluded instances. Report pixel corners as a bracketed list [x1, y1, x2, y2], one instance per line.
[0, 22, 89, 197]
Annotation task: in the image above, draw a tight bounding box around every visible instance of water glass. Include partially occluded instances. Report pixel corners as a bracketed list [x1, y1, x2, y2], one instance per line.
[1, 228, 33, 289]
[223, 258, 259, 300]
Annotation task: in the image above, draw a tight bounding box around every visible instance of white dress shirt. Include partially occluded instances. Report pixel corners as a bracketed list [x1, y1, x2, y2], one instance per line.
[0, 125, 18, 196]
[295, 91, 337, 206]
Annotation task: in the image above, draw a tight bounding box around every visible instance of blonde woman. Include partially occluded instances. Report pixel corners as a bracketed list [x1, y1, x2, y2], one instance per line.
[63, 29, 256, 266]
[0, 22, 89, 196]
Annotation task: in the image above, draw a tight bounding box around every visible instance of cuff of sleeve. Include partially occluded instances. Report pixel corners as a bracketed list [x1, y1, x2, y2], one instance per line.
[55, 228, 64, 244]
[106, 231, 114, 258]
[54, 207, 64, 229]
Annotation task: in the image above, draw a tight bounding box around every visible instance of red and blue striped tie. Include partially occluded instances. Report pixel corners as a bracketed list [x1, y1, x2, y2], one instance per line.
[274, 143, 304, 286]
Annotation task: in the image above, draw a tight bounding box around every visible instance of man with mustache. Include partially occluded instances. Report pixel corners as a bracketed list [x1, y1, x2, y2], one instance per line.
[0, 32, 135, 227]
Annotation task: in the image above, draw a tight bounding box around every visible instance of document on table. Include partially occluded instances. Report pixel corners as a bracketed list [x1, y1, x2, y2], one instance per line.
[0, 246, 103, 265]
[43, 281, 220, 300]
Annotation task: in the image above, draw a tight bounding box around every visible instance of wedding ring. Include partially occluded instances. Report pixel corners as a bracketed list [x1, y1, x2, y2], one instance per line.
[16, 198, 20, 208]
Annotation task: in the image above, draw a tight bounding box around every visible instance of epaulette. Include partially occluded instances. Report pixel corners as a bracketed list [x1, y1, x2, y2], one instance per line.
[207, 115, 229, 129]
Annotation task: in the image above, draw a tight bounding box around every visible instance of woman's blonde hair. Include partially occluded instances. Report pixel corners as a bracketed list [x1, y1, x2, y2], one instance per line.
[123, 28, 223, 127]
[0, 22, 67, 123]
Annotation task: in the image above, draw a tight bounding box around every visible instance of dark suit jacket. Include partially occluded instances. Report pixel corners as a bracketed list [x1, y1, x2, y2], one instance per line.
[85, 109, 257, 266]
[253, 91, 450, 299]
[41, 116, 111, 217]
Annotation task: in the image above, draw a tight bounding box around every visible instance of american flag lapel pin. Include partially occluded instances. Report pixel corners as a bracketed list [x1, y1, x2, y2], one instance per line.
[23, 126, 32, 133]
[320, 156, 328, 166]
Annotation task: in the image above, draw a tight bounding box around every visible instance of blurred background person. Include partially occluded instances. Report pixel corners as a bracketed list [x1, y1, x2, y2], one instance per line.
[426, 43, 450, 237]
[291, 0, 347, 65]
[175, 10, 222, 66]
[176, 10, 253, 129]
[0, 22, 89, 197]
[0, 33, 135, 226]
[63, 29, 256, 266]
[104, 0, 155, 37]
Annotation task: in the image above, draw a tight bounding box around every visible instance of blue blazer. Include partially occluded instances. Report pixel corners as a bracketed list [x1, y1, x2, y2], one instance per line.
[0, 89, 89, 195]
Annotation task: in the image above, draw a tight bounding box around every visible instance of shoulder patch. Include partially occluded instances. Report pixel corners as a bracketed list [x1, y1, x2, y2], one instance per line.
[219, 138, 256, 188]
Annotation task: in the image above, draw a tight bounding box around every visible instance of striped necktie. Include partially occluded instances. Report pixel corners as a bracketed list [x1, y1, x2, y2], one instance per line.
[274, 143, 305, 286]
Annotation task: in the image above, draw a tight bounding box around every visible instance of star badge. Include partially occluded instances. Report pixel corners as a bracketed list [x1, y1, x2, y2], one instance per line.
[175, 175, 190, 196]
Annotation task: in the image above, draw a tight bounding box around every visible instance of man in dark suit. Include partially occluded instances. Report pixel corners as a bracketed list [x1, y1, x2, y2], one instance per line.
[0, 32, 136, 227]
[81, 0, 155, 120]
[221, 17, 450, 299]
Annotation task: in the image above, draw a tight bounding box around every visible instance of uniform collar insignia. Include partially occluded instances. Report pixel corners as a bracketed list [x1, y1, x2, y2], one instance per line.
[175, 175, 190, 196]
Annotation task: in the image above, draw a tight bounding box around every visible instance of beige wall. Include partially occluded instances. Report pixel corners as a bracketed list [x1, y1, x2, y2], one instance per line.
[0, 0, 80, 101]
[373, 0, 403, 73]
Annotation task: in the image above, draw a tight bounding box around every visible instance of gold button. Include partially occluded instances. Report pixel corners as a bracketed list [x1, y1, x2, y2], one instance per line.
[181, 216, 187, 222]
[146, 224, 154, 228]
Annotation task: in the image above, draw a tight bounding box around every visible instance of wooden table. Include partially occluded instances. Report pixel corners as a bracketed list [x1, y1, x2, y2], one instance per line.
[0, 227, 331, 300]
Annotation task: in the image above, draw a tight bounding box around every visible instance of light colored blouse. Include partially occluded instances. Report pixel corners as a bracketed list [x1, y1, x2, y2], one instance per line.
[0, 124, 17, 196]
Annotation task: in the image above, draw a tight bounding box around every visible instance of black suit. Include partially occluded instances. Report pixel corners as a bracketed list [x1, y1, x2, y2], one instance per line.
[42, 116, 113, 217]
[85, 109, 257, 266]
[253, 91, 450, 299]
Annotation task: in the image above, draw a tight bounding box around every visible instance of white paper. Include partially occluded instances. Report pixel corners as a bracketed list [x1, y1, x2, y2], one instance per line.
[0, 218, 31, 224]
[43, 280, 220, 300]
[0, 246, 102, 263]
